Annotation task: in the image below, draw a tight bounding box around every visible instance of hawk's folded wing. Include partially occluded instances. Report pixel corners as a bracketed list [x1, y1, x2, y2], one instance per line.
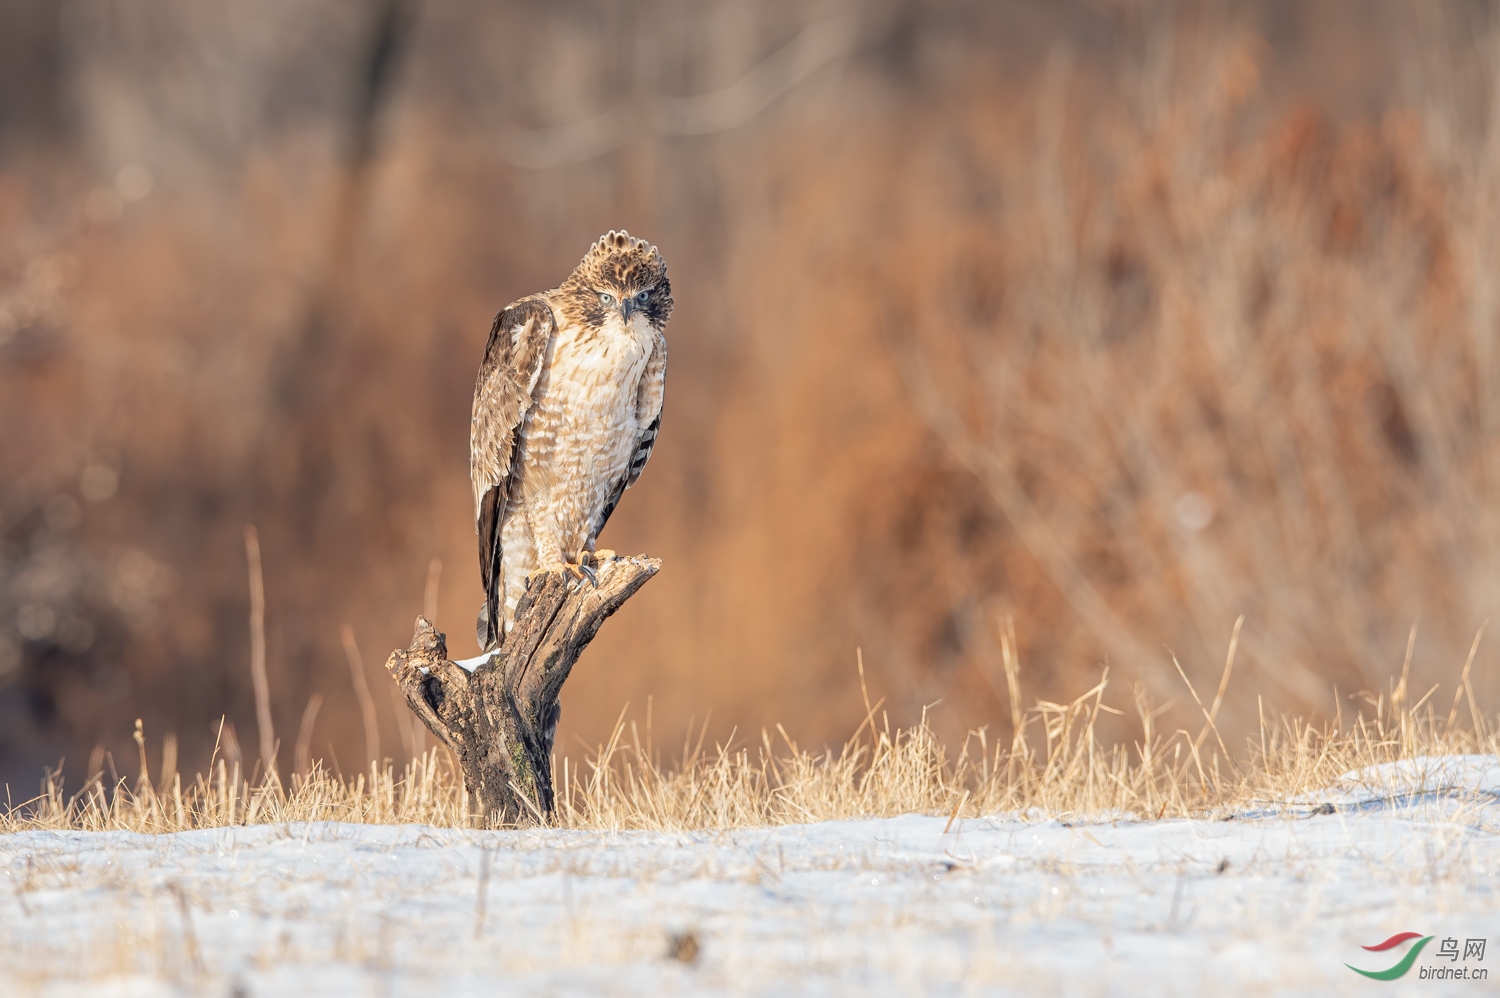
[471, 297, 555, 650]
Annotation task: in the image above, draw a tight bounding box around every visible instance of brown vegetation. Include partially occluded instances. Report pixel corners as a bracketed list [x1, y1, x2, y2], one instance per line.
[2, 3, 1499, 789]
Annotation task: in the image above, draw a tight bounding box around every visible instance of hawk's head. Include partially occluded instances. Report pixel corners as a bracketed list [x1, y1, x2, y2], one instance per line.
[561, 230, 673, 330]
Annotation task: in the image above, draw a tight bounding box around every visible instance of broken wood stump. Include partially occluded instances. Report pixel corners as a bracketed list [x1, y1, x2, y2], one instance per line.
[384, 555, 660, 826]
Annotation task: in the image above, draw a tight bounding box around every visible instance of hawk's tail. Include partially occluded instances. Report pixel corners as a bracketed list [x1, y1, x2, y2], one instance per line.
[476, 601, 498, 653]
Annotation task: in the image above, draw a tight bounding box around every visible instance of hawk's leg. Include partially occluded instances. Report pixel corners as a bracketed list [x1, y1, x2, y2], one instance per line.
[530, 555, 597, 588]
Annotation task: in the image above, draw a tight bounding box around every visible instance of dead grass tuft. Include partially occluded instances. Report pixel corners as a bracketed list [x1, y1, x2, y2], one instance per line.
[4, 632, 1493, 832]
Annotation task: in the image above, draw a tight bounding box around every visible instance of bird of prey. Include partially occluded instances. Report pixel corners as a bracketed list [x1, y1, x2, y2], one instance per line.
[470, 230, 670, 652]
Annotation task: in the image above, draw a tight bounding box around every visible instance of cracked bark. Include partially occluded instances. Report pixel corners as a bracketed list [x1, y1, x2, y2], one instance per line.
[384, 555, 659, 825]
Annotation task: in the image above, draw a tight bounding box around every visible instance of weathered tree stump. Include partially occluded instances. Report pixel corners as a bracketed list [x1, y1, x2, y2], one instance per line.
[384, 555, 659, 826]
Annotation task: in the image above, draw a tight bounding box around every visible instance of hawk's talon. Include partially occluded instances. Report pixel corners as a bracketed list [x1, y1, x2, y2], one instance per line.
[546, 559, 600, 586]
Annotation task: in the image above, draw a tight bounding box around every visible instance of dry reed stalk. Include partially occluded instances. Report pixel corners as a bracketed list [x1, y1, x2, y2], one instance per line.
[340, 624, 380, 767]
[389, 686, 414, 761]
[424, 557, 442, 622]
[132, 718, 150, 789]
[294, 693, 324, 781]
[160, 733, 178, 789]
[243, 524, 276, 778]
[219, 722, 242, 772]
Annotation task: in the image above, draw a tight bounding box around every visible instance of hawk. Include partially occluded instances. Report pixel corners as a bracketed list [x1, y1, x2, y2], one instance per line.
[470, 230, 670, 652]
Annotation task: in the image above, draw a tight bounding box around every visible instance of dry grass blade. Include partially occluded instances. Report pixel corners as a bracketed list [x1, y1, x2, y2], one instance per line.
[1447, 623, 1486, 735]
[1193, 615, 1243, 756]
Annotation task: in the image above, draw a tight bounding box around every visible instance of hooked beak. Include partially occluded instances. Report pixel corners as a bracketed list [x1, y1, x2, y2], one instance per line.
[620, 298, 637, 320]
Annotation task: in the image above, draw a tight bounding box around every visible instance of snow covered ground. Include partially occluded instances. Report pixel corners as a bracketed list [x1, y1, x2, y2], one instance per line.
[2, 757, 1496, 996]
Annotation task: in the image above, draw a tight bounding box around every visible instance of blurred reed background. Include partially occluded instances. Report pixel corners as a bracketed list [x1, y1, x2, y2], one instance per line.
[2, 0, 1498, 791]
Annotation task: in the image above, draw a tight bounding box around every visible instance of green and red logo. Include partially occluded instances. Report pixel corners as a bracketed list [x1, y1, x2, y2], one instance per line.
[1346, 932, 1433, 980]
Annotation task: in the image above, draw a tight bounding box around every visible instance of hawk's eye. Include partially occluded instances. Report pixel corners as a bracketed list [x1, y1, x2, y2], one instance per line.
[598, 292, 615, 307]
[635, 290, 651, 305]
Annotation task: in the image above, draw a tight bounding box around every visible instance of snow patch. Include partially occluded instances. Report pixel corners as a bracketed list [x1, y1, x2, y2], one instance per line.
[2, 766, 1496, 995]
[1300, 754, 1500, 813]
[451, 651, 496, 673]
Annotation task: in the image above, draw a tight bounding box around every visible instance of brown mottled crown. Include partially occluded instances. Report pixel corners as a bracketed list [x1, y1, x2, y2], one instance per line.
[560, 230, 673, 328]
